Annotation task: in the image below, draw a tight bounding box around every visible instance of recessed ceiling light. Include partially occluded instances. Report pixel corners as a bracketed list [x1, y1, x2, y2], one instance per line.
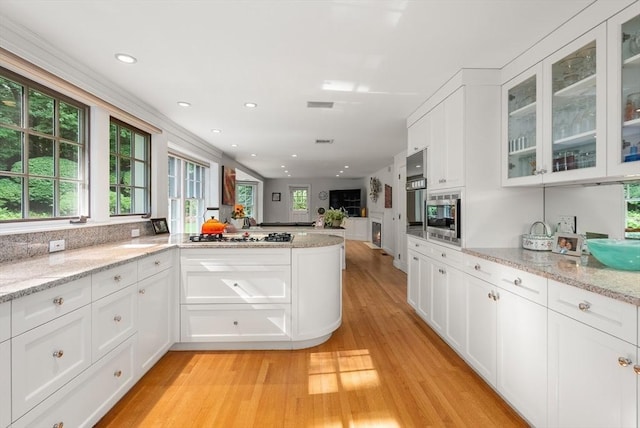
[211, 129, 222, 133]
[291, 154, 297, 158]
[287, 174, 291, 177]
[177, 101, 191, 107]
[251, 153, 257, 157]
[284, 170, 289, 173]
[339, 170, 344, 173]
[344, 165, 349, 168]
[280, 165, 285, 168]
[115, 53, 137, 64]
[244, 102, 257, 108]
[336, 174, 340, 177]
[231, 144, 238, 148]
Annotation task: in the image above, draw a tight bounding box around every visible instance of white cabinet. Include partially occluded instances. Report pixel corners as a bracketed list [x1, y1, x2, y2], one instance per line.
[407, 249, 420, 310]
[92, 261, 138, 300]
[137, 267, 174, 376]
[12, 305, 92, 420]
[407, 111, 430, 154]
[343, 217, 368, 241]
[548, 309, 636, 427]
[464, 274, 497, 385]
[443, 263, 466, 354]
[92, 284, 137, 362]
[429, 88, 465, 191]
[1, 339, 10, 428]
[607, 3, 640, 177]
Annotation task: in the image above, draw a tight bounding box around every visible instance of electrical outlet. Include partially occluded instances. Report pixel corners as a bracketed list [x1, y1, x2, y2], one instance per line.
[131, 229, 140, 237]
[49, 239, 65, 253]
[558, 215, 576, 233]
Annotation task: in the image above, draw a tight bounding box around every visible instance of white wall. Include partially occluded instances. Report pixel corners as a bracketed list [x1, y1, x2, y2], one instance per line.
[365, 164, 395, 256]
[263, 177, 365, 223]
[544, 184, 626, 239]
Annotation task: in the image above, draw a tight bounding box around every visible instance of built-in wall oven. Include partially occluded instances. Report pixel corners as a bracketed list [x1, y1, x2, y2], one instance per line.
[406, 149, 427, 231]
[426, 190, 461, 246]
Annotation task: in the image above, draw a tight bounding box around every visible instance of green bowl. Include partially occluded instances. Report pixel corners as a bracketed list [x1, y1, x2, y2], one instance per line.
[586, 239, 640, 271]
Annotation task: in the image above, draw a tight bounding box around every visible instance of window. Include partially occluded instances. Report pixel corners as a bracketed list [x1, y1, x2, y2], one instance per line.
[109, 118, 150, 215]
[625, 182, 640, 239]
[292, 188, 308, 211]
[236, 182, 257, 219]
[168, 154, 207, 234]
[0, 68, 88, 221]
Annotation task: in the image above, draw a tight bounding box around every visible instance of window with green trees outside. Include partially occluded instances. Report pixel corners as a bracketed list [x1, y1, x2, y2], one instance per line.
[625, 182, 640, 239]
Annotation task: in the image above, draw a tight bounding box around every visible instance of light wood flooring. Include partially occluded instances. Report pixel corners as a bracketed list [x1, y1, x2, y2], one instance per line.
[96, 240, 527, 427]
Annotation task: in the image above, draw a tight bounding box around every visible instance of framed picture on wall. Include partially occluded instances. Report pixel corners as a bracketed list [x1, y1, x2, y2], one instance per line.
[384, 184, 392, 208]
[272, 192, 281, 202]
[222, 166, 236, 206]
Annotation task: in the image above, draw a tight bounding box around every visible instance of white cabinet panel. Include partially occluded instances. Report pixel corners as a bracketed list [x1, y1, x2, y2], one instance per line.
[0, 339, 10, 428]
[12, 276, 91, 337]
[92, 285, 137, 362]
[12, 335, 136, 428]
[0, 301, 9, 342]
[181, 265, 290, 304]
[548, 310, 636, 428]
[444, 266, 466, 354]
[12, 305, 91, 420]
[181, 248, 290, 266]
[407, 112, 430, 154]
[494, 263, 547, 306]
[181, 304, 290, 342]
[138, 249, 173, 281]
[344, 217, 368, 241]
[464, 274, 497, 385]
[407, 250, 420, 310]
[92, 261, 137, 301]
[137, 268, 173, 376]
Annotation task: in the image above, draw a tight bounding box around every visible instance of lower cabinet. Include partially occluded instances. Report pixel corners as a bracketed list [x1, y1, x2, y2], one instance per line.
[344, 217, 368, 241]
[12, 335, 136, 428]
[1, 339, 10, 428]
[407, 250, 420, 309]
[548, 309, 637, 427]
[464, 274, 497, 384]
[137, 268, 174, 376]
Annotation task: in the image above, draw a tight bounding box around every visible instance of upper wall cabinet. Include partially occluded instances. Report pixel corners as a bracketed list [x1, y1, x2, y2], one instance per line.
[607, 3, 640, 177]
[503, 24, 608, 185]
[407, 112, 430, 155]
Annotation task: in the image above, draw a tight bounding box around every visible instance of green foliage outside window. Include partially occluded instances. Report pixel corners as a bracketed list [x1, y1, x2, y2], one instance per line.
[236, 183, 255, 218]
[292, 189, 308, 210]
[625, 182, 640, 238]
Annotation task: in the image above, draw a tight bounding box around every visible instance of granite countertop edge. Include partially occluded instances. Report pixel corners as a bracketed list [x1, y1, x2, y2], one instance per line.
[464, 247, 640, 306]
[0, 233, 343, 303]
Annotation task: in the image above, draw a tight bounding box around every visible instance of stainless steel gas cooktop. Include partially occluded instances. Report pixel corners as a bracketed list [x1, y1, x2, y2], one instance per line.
[189, 232, 293, 243]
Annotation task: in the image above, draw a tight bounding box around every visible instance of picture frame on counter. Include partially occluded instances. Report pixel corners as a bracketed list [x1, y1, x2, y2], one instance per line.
[150, 218, 170, 234]
[552, 232, 582, 256]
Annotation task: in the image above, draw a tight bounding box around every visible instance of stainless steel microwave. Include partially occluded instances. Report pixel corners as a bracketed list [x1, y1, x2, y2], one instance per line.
[426, 191, 461, 246]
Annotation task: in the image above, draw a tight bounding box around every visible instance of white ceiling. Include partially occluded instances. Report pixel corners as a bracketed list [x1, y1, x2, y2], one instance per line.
[0, 0, 595, 179]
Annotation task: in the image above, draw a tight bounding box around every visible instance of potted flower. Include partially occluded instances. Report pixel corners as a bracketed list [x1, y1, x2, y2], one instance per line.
[323, 207, 347, 228]
[230, 204, 245, 229]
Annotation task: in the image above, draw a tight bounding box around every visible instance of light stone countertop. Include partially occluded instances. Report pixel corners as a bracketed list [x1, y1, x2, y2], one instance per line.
[464, 247, 640, 306]
[0, 232, 343, 303]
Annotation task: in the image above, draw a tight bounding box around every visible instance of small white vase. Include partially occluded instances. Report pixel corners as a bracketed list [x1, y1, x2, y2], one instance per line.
[230, 218, 244, 229]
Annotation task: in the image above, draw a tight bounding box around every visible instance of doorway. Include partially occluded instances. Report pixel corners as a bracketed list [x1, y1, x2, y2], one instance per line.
[289, 185, 310, 223]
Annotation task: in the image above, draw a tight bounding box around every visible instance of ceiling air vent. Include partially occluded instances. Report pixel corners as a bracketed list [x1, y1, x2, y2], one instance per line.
[307, 101, 334, 109]
[315, 139, 334, 144]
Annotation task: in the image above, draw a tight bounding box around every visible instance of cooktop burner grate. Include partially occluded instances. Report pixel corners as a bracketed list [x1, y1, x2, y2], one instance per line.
[189, 232, 293, 243]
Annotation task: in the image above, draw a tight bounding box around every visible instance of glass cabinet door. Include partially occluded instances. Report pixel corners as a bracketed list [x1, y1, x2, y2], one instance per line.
[550, 41, 598, 173]
[506, 75, 538, 180]
[621, 14, 640, 164]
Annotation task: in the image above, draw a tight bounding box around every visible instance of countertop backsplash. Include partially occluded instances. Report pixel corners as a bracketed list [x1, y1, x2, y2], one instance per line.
[0, 220, 155, 265]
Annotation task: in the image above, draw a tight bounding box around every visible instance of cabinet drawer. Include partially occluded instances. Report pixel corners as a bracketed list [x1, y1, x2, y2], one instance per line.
[429, 244, 463, 269]
[463, 254, 499, 283]
[92, 285, 137, 362]
[0, 301, 9, 342]
[494, 264, 547, 306]
[92, 261, 137, 301]
[12, 276, 91, 336]
[548, 279, 637, 344]
[181, 248, 291, 266]
[1, 340, 10, 428]
[12, 335, 136, 428]
[407, 236, 429, 257]
[12, 305, 91, 419]
[181, 265, 291, 304]
[181, 304, 290, 342]
[138, 250, 173, 281]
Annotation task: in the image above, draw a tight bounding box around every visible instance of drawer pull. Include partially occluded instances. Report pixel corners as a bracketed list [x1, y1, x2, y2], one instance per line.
[618, 357, 632, 367]
[52, 349, 64, 358]
[53, 297, 64, 306]
[139, 289, 146, 294]
[634, 365, 640, 375]
[578, 302, 591, 312]
[53, 423, 64, 428]
[513, 277, 522, 286]
[114, 274, 122, 282]
[474, 264, 481, 271]
[233, 321, 238, 326]
[413, 257, 419, 261]
[154, 260, 161, 266]
[487, 292, 492, 300]
[233, 282, 239, 287]
[441, 253, 446, 258]
[114, 369, 123, 378]
[114, 315, 122, 322]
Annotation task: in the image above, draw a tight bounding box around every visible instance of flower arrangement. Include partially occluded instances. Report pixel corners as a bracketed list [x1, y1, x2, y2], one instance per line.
[323, 207, 348, 227]
[370, 176, 381, 202]
[231, 204, 245, 219]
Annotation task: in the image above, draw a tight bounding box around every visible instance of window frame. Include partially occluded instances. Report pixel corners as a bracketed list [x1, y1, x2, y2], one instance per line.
[0, 66, 89, 222]
[168, 153, 208, 234]
[236, 181, 258, 219]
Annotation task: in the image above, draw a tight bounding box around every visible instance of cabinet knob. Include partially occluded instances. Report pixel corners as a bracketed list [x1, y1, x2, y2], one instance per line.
[487, 292, 492, 299]
[233, 283, 239, 287]
[634, 365, 640, 375]
[441, 252, 446, 258]
[114, 274, 122, 282]
[53, 423, 64, 428]
[618, 357, 632, 367]
[113, 315, 122, 322]
[139, 289, 146, 294]
[474, 263, 481, 271]
[413, 257, 419, 261]
[578, 302, 591, 312]
[154, 260, 161, 266]
[513, 277, 522, 286]
[52, 349, 64, 358]
[114, 369, 122, 378]
[233, 321, 238, 326]
[53, 297, 64, 306]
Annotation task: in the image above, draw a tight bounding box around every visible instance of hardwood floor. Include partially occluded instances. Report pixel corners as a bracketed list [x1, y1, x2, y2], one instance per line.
[96, 240, 527, 427]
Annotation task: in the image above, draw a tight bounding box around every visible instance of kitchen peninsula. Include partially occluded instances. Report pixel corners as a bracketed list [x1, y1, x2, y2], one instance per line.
[0, 232, 343, 427]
